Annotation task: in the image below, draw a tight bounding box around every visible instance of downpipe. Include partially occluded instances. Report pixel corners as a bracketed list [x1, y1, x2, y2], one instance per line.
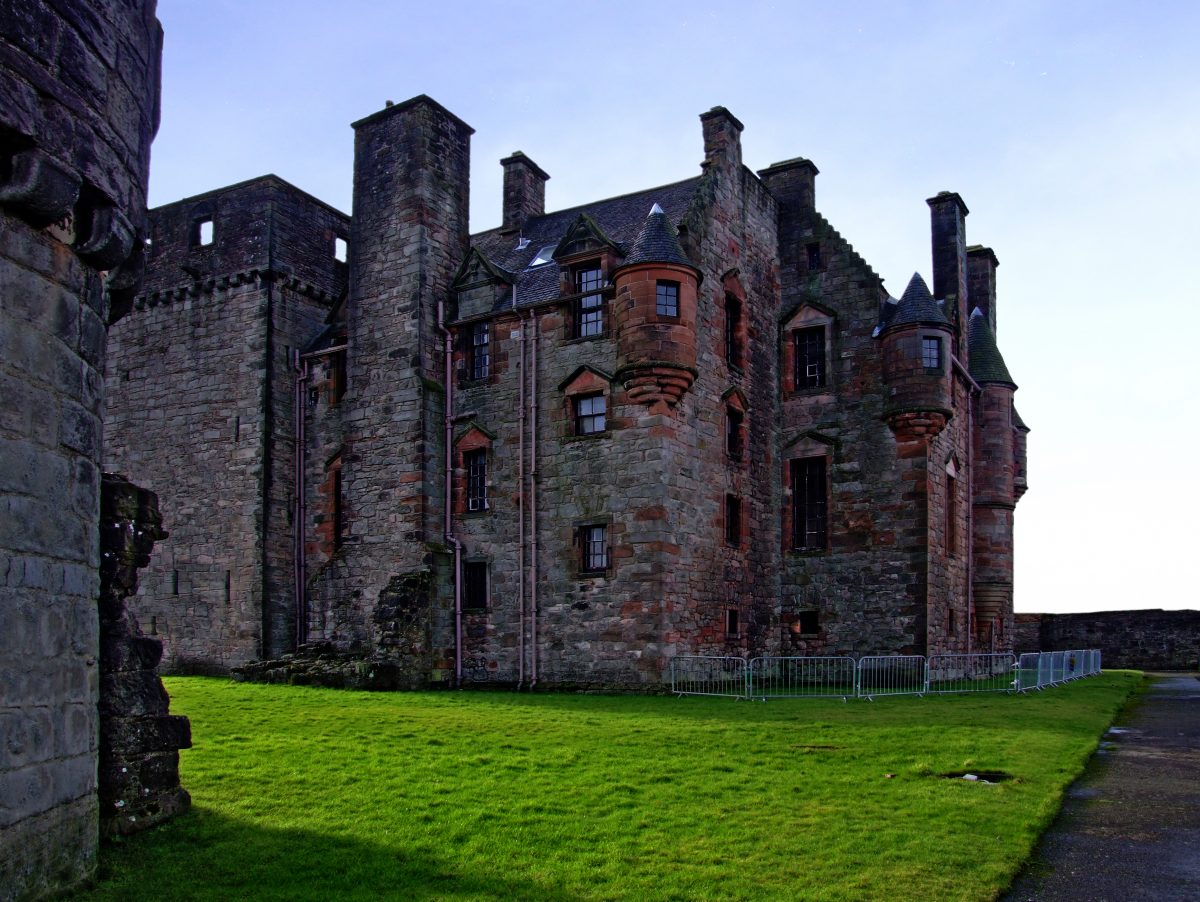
[437, 300, 463, 688]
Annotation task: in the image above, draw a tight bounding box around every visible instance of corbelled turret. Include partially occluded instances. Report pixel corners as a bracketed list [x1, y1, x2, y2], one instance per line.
[880, 272, 954, 439]
[612, 204, 702, 412]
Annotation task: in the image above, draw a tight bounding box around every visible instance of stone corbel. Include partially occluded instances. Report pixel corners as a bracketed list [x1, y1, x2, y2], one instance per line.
[77, 203, 135, 271]
[0, 147, 82, 226]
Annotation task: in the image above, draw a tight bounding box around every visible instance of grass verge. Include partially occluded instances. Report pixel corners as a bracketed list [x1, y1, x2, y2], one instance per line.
[80, 672, 1139, 901]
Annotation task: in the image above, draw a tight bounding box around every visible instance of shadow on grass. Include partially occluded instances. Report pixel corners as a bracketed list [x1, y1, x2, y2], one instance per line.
[83, 805, 579, 902]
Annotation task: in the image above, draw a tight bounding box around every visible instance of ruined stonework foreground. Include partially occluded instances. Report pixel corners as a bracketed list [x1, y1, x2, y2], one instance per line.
[98, 474, 191, 837]
[1, 2, 168, 898]
[109, 96, 1030, 691]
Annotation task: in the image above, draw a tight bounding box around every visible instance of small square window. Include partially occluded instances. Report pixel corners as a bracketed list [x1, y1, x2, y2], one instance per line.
[922, 336, 942, 370]
[465, 449, 488, 511]
[725, 494, 742, 546]
[464, 561, 488, 610]
[193, 218, 214, 247]
[470, 322, 490, 381]
[580, 525, 608, 574]
[334, 236, 348, 263]
[656, 280, 679, 317]
[797, 610, 820, 634]
[575, 394, 606, 435]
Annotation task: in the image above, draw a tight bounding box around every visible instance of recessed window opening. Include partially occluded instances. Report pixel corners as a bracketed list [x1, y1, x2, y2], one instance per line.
[806, 242, 823, 270]
[193, 218, 213, 246]
[575, 393, 606, 435]
[224, 570, 231, 604]
[465, 449, 488, 511]
[946, 473, 957, 556]
[575, 265, 604, 337]
[791, 457, 828, 551]
[726, 407, 744, 461]
[329, 351, 347, 404]
[464, 561, 488, 610]
[795, 326, 826, 389]
[725, 609, 740, 638]
[581, 525, 608, 573]
[656, 280, 679, 317]
[725, 494, 742, 546]
[334, 236, 348, 263]
[234, 416, 240, 442]
[922, 336, 942, 370]
[797, 610, 820, 634]
[724, 295, 742, 368]
[470, 322, 490, 380]
[171, 570, 179, 595]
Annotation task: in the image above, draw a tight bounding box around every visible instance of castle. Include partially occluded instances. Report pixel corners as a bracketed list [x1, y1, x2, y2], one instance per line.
[105, 95, 1028, 687]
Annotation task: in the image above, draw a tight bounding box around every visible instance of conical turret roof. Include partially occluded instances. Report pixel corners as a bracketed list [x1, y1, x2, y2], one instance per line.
[887, 273, 950, 329]
[619, 203, 696, 272]
[968, 307, 1016, 386]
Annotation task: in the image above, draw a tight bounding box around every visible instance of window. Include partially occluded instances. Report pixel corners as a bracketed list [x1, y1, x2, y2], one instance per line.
[946, 473, 957, 556]
[725, 494, 742, 546]
[334, 236, 347, 263]
[656, 280, 679, 317]
[806, 242, 823, 270]
[726, 406, 744, 461]
[725, 609, 740, 638]
[463, 562, 488, 611]
[791, 457, 828, 551]
[797, 610, 820, 634]
[329, 351, 346, 404]
[574, 393, 606, 435]
[724, 295, 742, 368]
[580, 525, 608, 573]
[470, 322, 490, 380]
[192, 218, 213, 246]
[465, 449, 488, 511]
[794, 326, 826, 389]
[922, 336, 942, 370]
[574, 265, 604, 337]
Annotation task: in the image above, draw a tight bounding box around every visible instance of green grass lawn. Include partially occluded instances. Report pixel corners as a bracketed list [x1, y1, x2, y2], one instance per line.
[82, 672, 1140, 901]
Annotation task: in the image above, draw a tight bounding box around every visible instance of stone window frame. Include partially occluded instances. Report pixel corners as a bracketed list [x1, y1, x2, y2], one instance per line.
[655, 279, 680, 318]
[465, 448, 488, 512]
[781, 303, 836, 396]
[796, 609, 820, 636]
[576, 522, 610, 576]
[921, 334, 943, 372]
[188, 202, 216, 249]
[805, 241, 824, 272]
[453, 424, 495, 518]
[724, 493, 743, 547]
[944, 456, 959, 558]
[469, 320, 490, 381]
[559, 366, 614, 440]
[574, 394, 606, 436]
[722, 270, 749, 375]
[725, 608, 740, 639]
[572, 261, 607, 339]
[783, 432, 834, 555]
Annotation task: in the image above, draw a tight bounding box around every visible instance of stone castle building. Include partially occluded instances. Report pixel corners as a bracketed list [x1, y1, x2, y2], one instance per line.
[105, 95, 1029, 687]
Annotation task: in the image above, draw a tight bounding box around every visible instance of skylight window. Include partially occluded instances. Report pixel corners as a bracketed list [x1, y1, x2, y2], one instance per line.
[528, 244, 557, 267]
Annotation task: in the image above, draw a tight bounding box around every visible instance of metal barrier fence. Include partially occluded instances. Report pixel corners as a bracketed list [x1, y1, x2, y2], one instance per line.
[669, 656, 748, 698]
[748, 656, 856, 700]
[670, 650, 1102, 700]
[927, 653, 1018, 694]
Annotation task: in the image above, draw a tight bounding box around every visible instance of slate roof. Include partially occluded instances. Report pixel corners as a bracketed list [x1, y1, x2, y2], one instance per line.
[618, 203, 697, 273]
[1011, 405, 1029, 431]
[884, 272, 950, 330]
[968, 307, 1016, 386]
[469, 177, 701, 309]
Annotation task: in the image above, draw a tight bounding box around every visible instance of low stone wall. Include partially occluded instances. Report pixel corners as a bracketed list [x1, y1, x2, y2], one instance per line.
[1014, 610, 1200, 671]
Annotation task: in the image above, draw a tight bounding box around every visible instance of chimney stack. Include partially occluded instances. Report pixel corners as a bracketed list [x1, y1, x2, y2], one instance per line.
[500, 151, 549, 233]
[967, 245, 999, 336]
[927, 191, 969, 343]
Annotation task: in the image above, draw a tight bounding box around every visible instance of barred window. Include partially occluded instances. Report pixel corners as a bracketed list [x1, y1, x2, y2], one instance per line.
[465, 449, 487, 511]
[922, 336, 942, 370]
[724, 295, 743, 368]
[791, 457, 827, 551]
[470, 322, 490, 380]
[580, 525, 608, 573]
[656, 280, 679, 317]
[575, 393, 606, 435]
[794, 326, 826, 389]
[575, 266, 604, 337]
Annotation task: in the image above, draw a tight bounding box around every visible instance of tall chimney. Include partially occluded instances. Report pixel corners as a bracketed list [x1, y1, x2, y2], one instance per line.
[700, 106, 744, 173]
[927, 191, 969, 345]
[967, 245, 999, 336]
[757, 157, 818, 211]
[500, 151, 549, 233]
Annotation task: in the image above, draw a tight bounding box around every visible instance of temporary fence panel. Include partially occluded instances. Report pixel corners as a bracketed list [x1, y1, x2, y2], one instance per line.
[669, 656, 748, 698]
[748, 656, 856, 700]
[927, 653, 1018, 694]
[856, 655, 927, 698]
[1017, 652, 1042, 691]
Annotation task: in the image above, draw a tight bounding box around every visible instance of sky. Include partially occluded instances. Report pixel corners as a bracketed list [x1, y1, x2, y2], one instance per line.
[149, 0, 1199, 614]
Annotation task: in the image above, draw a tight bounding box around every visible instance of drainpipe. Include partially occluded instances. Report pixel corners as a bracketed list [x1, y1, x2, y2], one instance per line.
[517, 293, 525, 689]
[293, 348, 307, 648]
[952, 355, 980, 657]
[529, 310, 540, 688]
[437, 300, 463, 687]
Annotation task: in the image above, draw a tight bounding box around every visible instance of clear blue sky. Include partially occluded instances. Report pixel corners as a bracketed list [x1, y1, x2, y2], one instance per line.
[151, 0, 1199, 613]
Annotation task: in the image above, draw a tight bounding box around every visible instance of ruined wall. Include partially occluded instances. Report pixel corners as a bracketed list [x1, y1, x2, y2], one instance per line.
[106, 177, 346, 670]
[1015, 610, 1200, 671]
[0, 2, 161, 897]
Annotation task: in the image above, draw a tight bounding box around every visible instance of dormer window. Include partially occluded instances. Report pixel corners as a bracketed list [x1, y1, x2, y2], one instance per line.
[574, 264, 605, 338]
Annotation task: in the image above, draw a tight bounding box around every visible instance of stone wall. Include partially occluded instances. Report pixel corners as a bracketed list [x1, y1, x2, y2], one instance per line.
[1014, 610, 1200, 671]
[0, 2, 162, 897]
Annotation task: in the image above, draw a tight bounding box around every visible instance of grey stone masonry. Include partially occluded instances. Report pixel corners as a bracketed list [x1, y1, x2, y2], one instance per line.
[1, 2, 163, 898]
